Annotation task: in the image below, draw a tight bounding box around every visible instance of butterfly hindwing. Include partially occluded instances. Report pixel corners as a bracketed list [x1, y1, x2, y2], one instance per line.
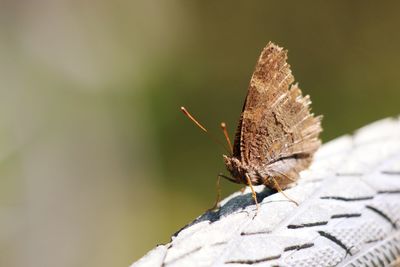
[235, 42, 322, 182]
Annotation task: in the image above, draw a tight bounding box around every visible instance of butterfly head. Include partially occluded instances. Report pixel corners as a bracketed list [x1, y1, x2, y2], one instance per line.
[222, 155, 248, 184]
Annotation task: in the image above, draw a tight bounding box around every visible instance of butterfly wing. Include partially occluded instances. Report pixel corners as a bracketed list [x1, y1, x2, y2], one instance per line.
[236, 42, 322, 181]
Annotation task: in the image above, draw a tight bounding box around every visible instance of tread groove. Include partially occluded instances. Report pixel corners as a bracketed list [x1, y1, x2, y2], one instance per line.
[318, 231, 352, 256]
[225, 255, 281, 265]
[366, 205, 397, 229]
[320, 196, 374, 201]
[330, 213, 361, 219]
[287, 221, 328, 229]
[283, 243, 314, 252]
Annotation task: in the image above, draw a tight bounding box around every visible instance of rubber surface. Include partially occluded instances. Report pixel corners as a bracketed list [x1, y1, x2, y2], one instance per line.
[132, 117, 400, 267]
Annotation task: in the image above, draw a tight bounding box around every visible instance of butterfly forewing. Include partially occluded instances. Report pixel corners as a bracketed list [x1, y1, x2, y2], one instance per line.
[234, 42, 322, 184]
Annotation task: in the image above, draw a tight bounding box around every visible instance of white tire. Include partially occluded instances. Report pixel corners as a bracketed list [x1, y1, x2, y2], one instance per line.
[132, 117, 400, 267]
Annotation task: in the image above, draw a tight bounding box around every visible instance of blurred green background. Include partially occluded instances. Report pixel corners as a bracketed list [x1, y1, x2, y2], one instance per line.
[1, 1, 399, 266]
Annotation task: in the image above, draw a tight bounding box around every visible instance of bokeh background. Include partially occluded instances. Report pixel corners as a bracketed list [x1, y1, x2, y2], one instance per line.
[1, 1, 400, 266]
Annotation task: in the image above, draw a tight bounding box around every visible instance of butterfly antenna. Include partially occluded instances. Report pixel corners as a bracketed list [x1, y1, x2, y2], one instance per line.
[220, 122, 233, 155]
[180, 106, 230, 154]
[181, 106, 208, 132]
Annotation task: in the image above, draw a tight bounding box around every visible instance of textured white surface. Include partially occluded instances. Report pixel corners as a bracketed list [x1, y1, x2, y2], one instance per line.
[132, 117, 400, 267]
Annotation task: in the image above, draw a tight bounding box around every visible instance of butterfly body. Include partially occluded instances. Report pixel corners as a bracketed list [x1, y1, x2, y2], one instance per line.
[223, 42, 322, 190]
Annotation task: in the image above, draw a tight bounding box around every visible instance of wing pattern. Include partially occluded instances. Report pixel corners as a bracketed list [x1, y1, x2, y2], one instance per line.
[235, 42, 322, 184]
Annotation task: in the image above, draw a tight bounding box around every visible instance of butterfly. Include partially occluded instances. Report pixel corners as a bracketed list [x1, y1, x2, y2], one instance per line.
[182, 42, 322, 209]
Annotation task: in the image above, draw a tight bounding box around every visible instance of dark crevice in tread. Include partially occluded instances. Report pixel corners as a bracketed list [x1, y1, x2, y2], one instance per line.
[382, 249, 391, 264]
[370, 259, 379, 267]
[365, 205, 397, 229]
[335, 172, 363, 176]
[287, 221, 328, 229]
[225, 255, 281, 264]
[365, 238, 383, 244]
[381, 170, 400, 175]
[160, 244, 173, 267]
[241, 230, 271, 236]
[318, 231, 352, 256]
[377, 190, 400, 194]
[210, 241, 227, 246]
[283, 243, 314, 252]
[320, 196, 374, 201]
[387, 245, 396, 259]
[377, 256, 386, 267]
[331, 213, 362, 219]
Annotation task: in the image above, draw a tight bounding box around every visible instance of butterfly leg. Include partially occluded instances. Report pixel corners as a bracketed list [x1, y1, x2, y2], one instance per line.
[245, 174, 259, 211]
[271, 177, 299, 206]
[209, 173, 236, 211]
[209, 174, 222, 211]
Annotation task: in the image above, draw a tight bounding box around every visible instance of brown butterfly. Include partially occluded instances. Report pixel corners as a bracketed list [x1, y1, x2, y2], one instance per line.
[182, 42, 322, 209]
